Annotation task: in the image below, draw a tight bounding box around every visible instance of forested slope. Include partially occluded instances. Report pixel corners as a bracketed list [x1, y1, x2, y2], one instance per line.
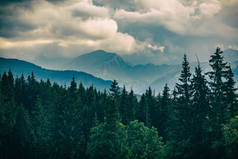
[0, 48, 238, 159]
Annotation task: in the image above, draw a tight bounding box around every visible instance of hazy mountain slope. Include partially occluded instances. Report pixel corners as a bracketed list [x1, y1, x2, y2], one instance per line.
[1, 49, 237, 94]
[67, 49, 238, 93]
[0, 57, 112, 90]
[67, 50, 180, 93]
[224, 49, 238, 62]
[69, 50, 131, 80]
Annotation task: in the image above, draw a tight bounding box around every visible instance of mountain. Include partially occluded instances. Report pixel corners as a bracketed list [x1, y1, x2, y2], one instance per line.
[1, 49, 237, 94]
[67, 49, 238, 94]
[0, 57, 112, 90]
[67, 50, 180, 93]
[69, 50, 131, 80]
[224, 49, 238, 63]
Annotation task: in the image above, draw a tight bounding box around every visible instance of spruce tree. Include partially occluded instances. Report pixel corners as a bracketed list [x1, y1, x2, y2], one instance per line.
[0, 72, 17, 158]
[107, 80, 121, 127]
[87, 94, 127, 159]
[109, 80, 120, 99]
[13, 106, 34, 159]
[208, 47, 230, 123]
[119, 86, 128, 124]
[136, 94, 151, 127]
[127, 89, 136, 123]
[176, 54, 192, 103]
[145, 87, 157, 128]
[31, 97, 51, 157]
[175, 54, 193, 138]
[224, 66, 238, 118]
[169, 54, 193, 159]
[158, 84, 170, 139]
[14, 74, 26, 106]
[190, 64, 210, 158]
[207, 47, 230, 140]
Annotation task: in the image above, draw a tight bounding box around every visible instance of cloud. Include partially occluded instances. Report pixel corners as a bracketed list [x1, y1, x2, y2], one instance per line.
[199, 0, 221, 17]
[1, 0, 158, 60]
[71, 1, 109, 18]
[114, 8, 193, 34]
[114, 0, 238, 39]
[0, 37, 54, 49]
[0, 0, 238, 66]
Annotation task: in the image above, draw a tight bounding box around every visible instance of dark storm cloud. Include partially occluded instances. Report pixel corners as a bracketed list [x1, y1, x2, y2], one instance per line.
[0, 0, 66, 5]
[0, 0, 147, 63]
[0, 0, 31, 6]
[0, 12, 35, 38]
[0, 0, 238, 65]
[219, 5, 238, 29]
[93, 0, 136, 11]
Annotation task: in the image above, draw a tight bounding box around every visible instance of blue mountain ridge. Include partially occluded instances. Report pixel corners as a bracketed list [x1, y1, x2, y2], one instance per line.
[0, 57, 112, 90]
[67, 49, 238, 93]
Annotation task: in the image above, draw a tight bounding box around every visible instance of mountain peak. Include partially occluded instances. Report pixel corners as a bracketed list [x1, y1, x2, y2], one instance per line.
[86, 50, 117, 57]
[71, 50, 127, 68]
[224, 49, 238, 63]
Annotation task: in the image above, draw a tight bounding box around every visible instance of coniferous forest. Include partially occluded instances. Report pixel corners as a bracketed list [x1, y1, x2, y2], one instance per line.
[0, 48, 238, 159]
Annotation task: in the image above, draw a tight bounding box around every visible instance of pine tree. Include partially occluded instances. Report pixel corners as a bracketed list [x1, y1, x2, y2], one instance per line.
[106, 80, 121, 127]
[168, 54, 193, 159]
[190, 64, 211, 158]
[207, 47, 230, 147]
[13, 105, 34, 159]
[176, 54, 192, 103]
[145, 87, 157, 128]
[224, 66, 238, 118]
[119, 86, 128, 124]
[191, 64, 210, 125]
[0, 72, 17, 159]
[26, 72, 38, 111]
[175, 54, 193, 138]
[158, 84, 170, 139]
[87, 97, 127, 159]
[208, 47, 230, 124]
[105, 98, 120, 129]
[31, 97, 51, 157]
[127, 89, 136, 123]
[109, 80, 120, 99]
[136, 94, 151, 127]
[15, 74, 26, 105]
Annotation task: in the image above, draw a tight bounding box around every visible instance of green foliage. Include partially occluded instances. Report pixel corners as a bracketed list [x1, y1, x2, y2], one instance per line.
[0, 48, 238, 159]
[223, 116, 238, 159]
[208, 47, 230, 125]
[126, 120, 166, 159]
[87, 122, 128, 159]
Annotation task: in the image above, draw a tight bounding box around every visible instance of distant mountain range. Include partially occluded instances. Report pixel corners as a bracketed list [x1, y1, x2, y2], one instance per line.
[67, 50, 181, 93]
[1, 49, 237, 94]
[0, 57, 112, 90]
[66, 49, 238, 93]
[223, 49, 238, 63]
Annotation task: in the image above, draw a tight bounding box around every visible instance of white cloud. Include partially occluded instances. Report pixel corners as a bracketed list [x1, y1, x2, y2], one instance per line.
[199, 0, 221, 17]
[0, 37, 54, 49]
[1, 0, 238, 64]
[79, 18, 118, 39]
[114, 0, 197, 34]
[114, 8, 193, 34]
[146, 44, 165, 52]
[0, 0, 157, 58]
[70, 0, 109, 18]
[114, 0, 238, 38]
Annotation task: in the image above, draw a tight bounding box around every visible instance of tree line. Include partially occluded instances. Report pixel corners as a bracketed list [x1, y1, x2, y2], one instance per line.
[0, 47, 238, 159]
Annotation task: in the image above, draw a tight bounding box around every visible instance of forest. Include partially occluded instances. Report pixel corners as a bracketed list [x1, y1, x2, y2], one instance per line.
[0, 47, 238, 159]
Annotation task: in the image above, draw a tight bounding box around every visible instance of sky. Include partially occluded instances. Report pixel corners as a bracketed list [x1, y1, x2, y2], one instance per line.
[0, 0, 238, 67]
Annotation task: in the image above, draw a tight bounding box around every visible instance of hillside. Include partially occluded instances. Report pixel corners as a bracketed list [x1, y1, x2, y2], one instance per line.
[0, 57, 112, 90]
[67, 50, 180, 93]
